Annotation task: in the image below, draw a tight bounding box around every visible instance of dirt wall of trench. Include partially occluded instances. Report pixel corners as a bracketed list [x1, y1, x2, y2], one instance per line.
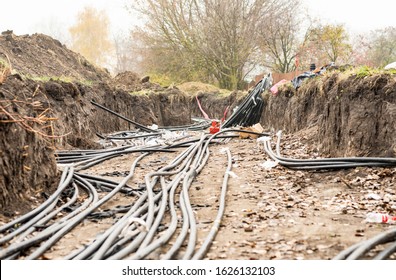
[259, 73, 396, 157]
[0, 75, 58, 214]
[179, 72, 396, 158]
[0, 75, 191, 213]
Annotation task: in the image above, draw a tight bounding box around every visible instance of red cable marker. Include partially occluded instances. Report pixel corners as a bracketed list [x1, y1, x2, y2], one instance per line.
[209, 120, 220, 134]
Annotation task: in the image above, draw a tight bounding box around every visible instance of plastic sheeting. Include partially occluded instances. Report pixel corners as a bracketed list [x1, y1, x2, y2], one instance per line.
[291, 62, 335, 89]
[222, 74, 272, 128]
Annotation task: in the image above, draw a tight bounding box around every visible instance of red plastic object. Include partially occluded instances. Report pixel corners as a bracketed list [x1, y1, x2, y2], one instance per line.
[209, 120, 220, 134]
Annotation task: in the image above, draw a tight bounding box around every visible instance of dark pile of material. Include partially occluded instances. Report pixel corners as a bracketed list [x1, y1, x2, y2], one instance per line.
[222, 74, 271, 128]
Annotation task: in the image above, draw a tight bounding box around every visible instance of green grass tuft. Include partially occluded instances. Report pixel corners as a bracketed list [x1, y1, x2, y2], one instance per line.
[27, 75, 94, 86]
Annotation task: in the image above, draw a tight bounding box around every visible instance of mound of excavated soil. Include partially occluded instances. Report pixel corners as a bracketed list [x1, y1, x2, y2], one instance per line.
[177, 81, 223, 95]
[112, 71, 163, 92]
[0, 31, 110, 82]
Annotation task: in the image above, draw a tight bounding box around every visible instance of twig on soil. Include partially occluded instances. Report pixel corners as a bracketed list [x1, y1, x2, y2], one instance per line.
[340, 177, 353, 189]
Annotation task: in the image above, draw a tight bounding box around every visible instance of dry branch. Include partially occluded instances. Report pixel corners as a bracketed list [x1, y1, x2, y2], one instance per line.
[0, 101, 69, 140]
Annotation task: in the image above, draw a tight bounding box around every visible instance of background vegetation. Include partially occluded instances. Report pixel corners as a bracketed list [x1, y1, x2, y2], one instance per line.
[63, 0, 396, 90]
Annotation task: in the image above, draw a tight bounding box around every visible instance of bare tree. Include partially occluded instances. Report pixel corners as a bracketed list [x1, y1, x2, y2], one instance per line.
[112, 32, 143, 74]
[130, 0, 282, 90]
[127, 27, 199, 83]
[258, 0, 303, 73]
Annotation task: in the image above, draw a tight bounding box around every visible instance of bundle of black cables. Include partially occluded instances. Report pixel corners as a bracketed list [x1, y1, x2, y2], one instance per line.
[222, 74, 272, 128]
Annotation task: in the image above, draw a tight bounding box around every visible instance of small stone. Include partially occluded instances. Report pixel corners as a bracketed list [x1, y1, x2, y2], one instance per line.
[244, 225, 254, 232]
[141, 76, 150, 83]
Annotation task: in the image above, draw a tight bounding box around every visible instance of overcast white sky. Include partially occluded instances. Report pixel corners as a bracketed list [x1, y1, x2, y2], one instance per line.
[1, 0, 395, 40]
[0, 0, 135, 39]
[303, 0, 396, 33]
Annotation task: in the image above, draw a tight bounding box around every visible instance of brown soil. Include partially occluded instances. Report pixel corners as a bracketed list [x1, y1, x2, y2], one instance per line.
[0, 74, 58, 215]
[12, 132, 396, 260]
[0, 32, 192, 213]
[177, 81, 225, 95]
[0, 32, 110, 82]
[260, 73, 396, 157]
[0, 32, 395, 260]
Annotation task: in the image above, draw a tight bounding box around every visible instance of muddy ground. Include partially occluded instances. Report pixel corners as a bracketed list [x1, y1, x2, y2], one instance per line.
[1, 32, 395, 260]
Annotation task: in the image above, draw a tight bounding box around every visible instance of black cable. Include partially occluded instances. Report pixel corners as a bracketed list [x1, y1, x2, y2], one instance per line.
[91, 100, 156, 133]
